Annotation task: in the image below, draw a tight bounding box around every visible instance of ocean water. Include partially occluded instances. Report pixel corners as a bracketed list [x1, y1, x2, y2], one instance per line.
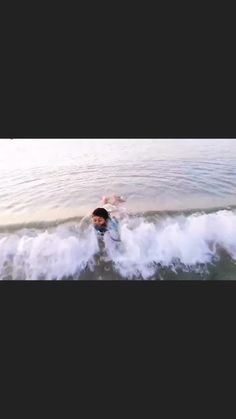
[0, 138, 236, 280]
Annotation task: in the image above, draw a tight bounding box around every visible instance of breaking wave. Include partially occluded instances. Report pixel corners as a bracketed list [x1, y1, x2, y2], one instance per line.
[0, 208, 236, 280]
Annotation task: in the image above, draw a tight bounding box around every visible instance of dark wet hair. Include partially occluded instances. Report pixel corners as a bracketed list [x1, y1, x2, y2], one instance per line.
[92, 208, 109, 220]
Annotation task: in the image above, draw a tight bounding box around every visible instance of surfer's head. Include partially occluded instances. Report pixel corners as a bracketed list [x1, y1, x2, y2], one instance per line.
[92, 208, 109, 230]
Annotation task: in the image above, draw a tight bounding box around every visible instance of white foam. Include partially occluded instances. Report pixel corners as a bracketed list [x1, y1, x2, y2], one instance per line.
[0, 209, 236, 280]
[104, 210, 236, 279]
[0, 225, 99, 280]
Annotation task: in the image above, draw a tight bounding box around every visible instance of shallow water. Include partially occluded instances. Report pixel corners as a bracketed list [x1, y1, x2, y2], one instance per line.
[0, 138, 236, 280]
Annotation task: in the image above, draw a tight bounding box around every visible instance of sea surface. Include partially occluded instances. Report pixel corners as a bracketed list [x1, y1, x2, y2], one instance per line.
[0, 138, 236, 280]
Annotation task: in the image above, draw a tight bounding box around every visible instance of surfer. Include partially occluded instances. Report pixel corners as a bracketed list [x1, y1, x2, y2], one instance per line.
[92, 195, 125, 241]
